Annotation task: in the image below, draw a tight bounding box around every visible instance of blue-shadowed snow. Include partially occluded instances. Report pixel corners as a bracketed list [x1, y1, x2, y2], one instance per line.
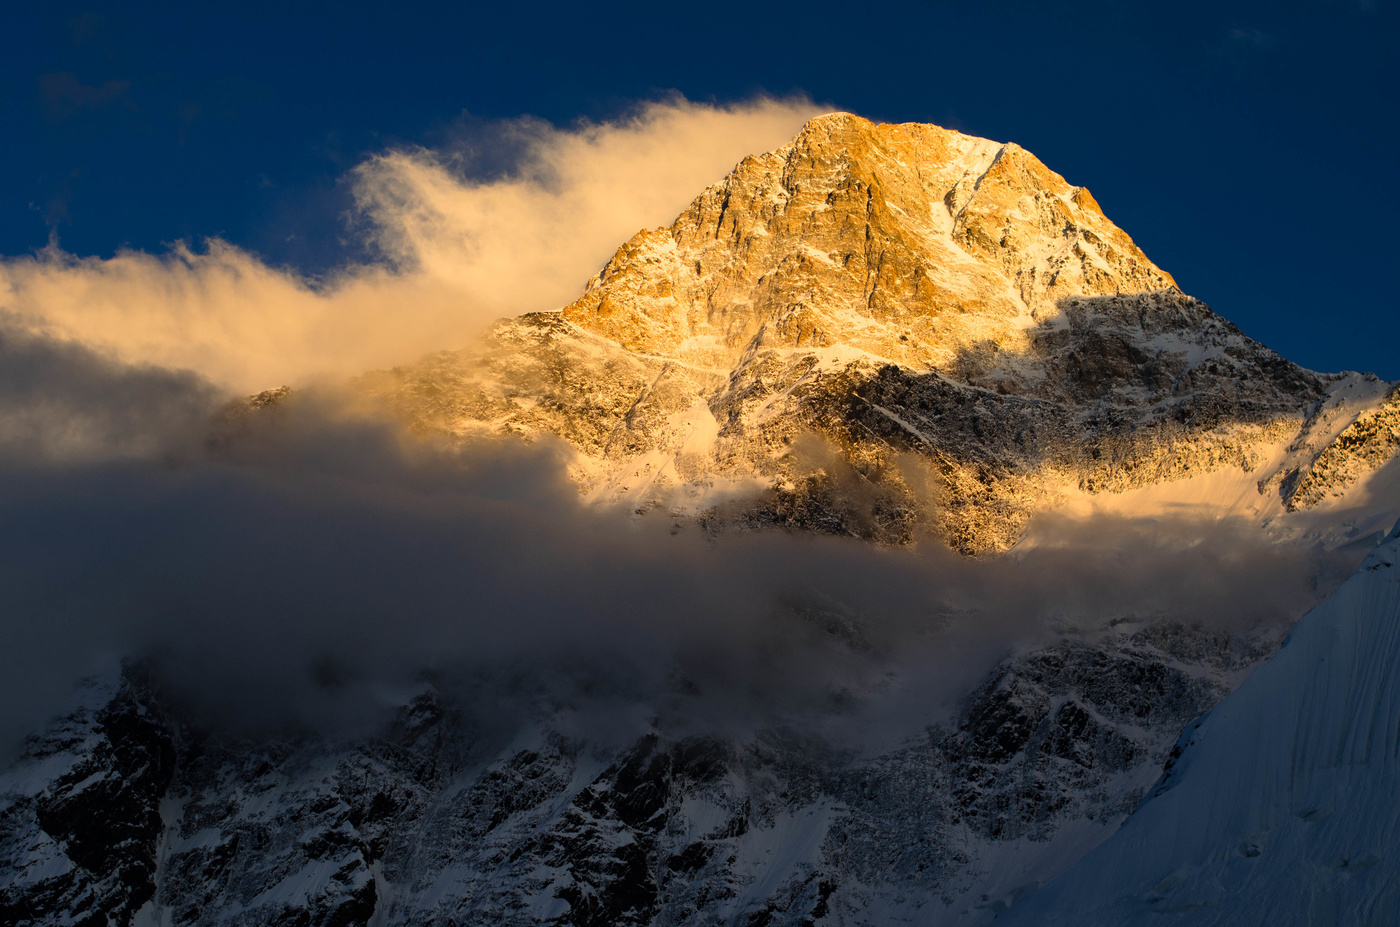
[1000, 519, 1400, 925]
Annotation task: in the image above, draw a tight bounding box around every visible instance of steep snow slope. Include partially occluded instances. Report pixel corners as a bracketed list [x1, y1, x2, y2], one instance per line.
[1000, 521, 1400, 925]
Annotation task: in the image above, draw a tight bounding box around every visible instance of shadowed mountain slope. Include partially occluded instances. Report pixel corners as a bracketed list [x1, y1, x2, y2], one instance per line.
[1001, 521, 1400, 925]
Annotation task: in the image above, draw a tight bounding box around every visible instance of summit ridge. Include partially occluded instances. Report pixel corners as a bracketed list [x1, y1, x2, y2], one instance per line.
[560, 112, 1174, 370]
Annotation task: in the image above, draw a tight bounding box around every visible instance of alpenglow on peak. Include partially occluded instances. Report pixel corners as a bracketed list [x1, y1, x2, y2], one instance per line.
[562, 111, 1177, 371]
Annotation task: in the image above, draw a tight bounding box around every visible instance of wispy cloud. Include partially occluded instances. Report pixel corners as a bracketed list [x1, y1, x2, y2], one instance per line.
[0, 96, 823, 393]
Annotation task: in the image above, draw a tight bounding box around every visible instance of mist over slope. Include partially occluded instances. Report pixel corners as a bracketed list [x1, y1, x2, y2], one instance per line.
[0, 335, 1339, 754]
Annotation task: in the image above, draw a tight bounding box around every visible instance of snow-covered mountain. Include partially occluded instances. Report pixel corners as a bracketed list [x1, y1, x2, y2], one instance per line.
[4, 113, 1400, 927]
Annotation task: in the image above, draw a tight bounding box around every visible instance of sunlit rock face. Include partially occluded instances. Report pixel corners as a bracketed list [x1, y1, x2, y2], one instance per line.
[364, 113, 1393, 553]
[559, 114, 1174, 368]
[1282, 383, 1400, 511]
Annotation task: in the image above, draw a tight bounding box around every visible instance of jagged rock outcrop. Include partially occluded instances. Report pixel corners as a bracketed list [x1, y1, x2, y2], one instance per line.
[0, 623, 1274, 927]
[362, 113, 1395, 552]
[0, 670, 174, 927]
[1284, 383, 1400, 511]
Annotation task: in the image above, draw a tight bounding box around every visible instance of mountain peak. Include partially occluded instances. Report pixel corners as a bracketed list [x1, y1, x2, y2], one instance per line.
[365, 115, 1396, 554]
[560, 115, 1176, 372]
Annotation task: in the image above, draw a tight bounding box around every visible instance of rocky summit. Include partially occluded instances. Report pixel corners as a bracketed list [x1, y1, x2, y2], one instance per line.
[5, 115, 1400, 927]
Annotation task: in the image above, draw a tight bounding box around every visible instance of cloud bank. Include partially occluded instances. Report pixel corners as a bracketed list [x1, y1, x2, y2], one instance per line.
[0, 96, 822, 393]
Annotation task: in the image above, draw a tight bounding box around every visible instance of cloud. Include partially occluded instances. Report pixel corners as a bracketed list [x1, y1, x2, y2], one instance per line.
[0, 96, 823, 394]
[0, 324, 1351, 758]
[351, 97, 823, 303]
[0, 317, 223, 462]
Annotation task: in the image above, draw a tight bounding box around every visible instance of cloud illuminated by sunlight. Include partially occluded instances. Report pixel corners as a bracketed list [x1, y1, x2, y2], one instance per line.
[0, 96, 823, 394]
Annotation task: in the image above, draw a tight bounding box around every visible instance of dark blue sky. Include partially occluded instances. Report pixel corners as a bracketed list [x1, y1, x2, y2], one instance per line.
[3, 0, 1395, 377]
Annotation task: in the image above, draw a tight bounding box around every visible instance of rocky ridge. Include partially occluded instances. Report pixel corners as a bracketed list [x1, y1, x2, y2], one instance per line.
[1281, 382, 1400, 511]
